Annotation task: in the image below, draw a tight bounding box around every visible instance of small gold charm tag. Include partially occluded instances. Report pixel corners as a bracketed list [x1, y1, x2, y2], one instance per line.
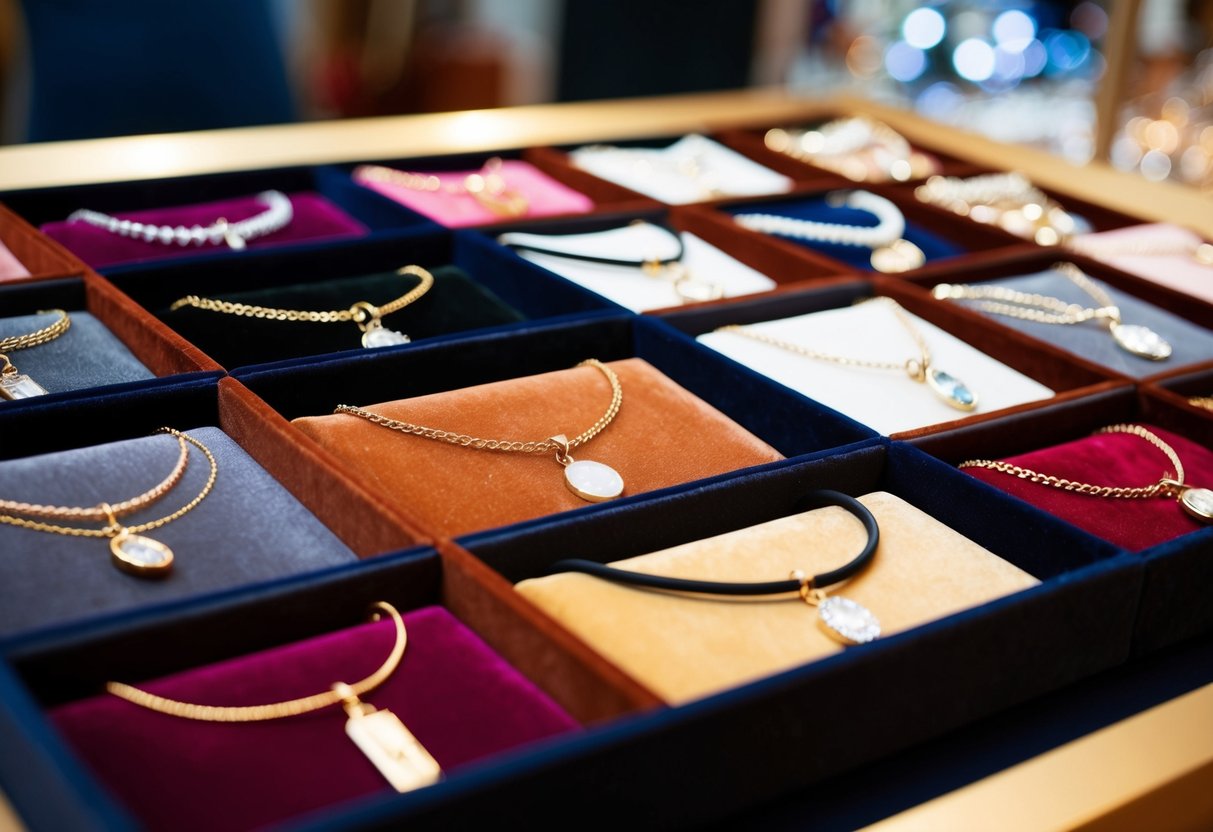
[339, 685, 441, 793]
[0, 371, 49, 400]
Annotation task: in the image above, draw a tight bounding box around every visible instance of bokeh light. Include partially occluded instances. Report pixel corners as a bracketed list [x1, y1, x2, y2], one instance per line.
[992, 10, 1036, 49]
[903, 8, 947, 50]
[953, 38, 996, 82]
[885, 41, 928, 83]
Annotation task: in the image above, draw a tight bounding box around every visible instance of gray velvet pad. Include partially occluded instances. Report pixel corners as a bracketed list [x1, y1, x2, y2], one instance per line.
[0, 311, 154, 397]
[959, 269, 1213, 378]
[0, 427, 357, 636]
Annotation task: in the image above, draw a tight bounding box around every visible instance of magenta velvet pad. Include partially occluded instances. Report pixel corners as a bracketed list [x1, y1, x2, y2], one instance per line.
[355, 160, 595, 227]
[963, 425, 1213, 551]
[49, 605, 578, 832]
[40, 191, 367, 268]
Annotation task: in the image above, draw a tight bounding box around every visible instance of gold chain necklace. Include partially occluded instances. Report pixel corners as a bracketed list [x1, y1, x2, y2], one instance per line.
[107, 601, 442, 793]
[354, 158, 529, 218]
[932, 262, 1172, 361]
[716, 297, 977, 412]
[0, 428, 218, 576]
[914, 172, 1078, 246]
[959, 424, 1213, 522]
[169, 265, 434, 349]
[0, 309, 71, 400]
[765, 117, 935, 183]
[336, 359, 625, 502]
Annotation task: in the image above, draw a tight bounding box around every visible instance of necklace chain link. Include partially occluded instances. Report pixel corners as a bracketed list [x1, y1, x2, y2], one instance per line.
[933, 262, 1118, 326]
[0, 309, 71, 355]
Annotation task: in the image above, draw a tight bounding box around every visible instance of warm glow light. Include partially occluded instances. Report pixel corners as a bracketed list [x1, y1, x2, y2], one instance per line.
[846, 36, 885, 78]
[903, 8, 947, 49]
[953, 38, 996, 82]
[1144, 119, 1179, 154]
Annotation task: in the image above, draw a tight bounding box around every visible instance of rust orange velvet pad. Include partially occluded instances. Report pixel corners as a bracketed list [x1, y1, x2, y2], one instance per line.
[292, 358, 785, 537]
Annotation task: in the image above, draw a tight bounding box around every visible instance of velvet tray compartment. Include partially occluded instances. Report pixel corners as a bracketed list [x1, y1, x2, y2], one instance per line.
[104, 229, 616, 370]
[910, 386, 1213, 656]
[0, 544, 662, 831]
[233, 314, 879, 540]
[0, 275, 220, 415]
[656, 277, 1126, 440]
[0, 163, 440, 272]
[902, 249, 1213, 379]
[0, 202, 85, 283]
[449, 441, 1139, 827]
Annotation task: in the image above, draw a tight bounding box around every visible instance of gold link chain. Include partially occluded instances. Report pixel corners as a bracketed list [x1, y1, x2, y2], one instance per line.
[0, 309, 71, 353]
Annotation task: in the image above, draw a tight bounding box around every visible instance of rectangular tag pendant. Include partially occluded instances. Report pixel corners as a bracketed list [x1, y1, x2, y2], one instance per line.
[0, 373, 49, 400]
[345, 705, 442, 793]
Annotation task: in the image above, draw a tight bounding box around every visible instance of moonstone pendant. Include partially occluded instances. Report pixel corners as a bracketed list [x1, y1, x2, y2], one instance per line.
[1109, 322, 1171, 361]
[1178, 487, 1213, 522]
[817, 596, 881, 645]
[564, 459, 625, 502]
[870, 238, 925, 273]
[673, 277, 725, 304]
[0, 371, 49, 400]
[361, 323, 411, 349]
[110, 531, 174, 577]
[925, 367, 978, 411]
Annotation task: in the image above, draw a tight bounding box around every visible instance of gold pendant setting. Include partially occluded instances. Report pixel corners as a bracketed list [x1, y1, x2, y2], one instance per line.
[0, 370, 49, 400]
[109, 531, 174, 577]
[1178, 486, 1213, 522]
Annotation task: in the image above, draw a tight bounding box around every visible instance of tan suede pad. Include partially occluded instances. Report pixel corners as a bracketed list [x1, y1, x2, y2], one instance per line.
[516, 491, 1040, 704]
[291, 358, 784, 537]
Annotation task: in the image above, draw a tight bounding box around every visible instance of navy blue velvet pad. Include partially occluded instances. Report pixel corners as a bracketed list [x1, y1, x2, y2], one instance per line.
[233, 314, 876, 460]
[724, 193, 965, 270]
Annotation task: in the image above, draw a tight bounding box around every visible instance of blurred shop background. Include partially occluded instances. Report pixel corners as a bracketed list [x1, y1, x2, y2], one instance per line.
[0, 1, 1210, 191]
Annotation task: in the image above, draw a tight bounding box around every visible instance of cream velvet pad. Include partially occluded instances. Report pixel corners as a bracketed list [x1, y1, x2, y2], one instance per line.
[516, 492, 1039, 704]
[697, 301, 1055, 435]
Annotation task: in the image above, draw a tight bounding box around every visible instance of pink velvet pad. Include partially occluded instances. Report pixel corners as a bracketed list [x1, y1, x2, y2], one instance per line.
[40, 191, 368, 268]
[964, 425, 1213, 551]
[49, 605, 578, 832]
[0, 237, 30, 281]
[1072, 224, 1213, 303]
[355, 160, 595, 227]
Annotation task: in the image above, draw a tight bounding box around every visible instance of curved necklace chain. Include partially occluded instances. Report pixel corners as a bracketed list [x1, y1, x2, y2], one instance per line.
[765, 117, 933, 183]
[169, 265, 434, 348]
[67, 190, 293, 250]
[959, 424, 1213, 522]
[0, 428, 219, 576]
[914, 172, 1077, 246]
[933, 262, 1173, 361]
[355, 157, 529, 218]
[0, 309, 71, 400]
[716, 297, 977, 412]
[335, 359, 626, 502]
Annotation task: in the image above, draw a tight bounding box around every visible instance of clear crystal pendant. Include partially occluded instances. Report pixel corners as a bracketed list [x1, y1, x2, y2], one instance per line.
[1109, 321, 1172, 361]
[109, 530, 174, 577]
[800, 585, 881, 646]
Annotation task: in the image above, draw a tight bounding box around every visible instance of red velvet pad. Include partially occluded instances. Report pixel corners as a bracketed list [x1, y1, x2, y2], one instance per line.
[963, 425, 1213, 551]
[40, 192, 368, 268]
[49, 606, 578, 832]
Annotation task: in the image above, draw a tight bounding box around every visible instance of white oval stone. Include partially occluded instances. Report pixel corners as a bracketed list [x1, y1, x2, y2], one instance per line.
[1111, 324, 1171, 360]
[1180, 487, 1213, 522]
[817, 596, 880, 645]
[563, 459, 624, 502]
[110, 533, 174, 577]
[362, 327, 411, 349]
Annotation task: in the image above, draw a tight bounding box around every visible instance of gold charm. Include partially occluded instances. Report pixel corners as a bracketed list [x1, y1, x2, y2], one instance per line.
[336, 683, 442, 793]
[550, 434, 624, 502]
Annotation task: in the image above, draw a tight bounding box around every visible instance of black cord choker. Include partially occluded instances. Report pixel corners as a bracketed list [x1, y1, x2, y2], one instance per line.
[551, 490, 882, 645]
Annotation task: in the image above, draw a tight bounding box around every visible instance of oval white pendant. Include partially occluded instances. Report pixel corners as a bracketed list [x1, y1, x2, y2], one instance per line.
[110, 532, 174, 577]
[870, 238, 925, 273]
[1109, 323, 1171, 361]
[926, 367, 978, 411]
[563, 459, 624, 502]
[817, 596, 881, 645]
[362, 327, 411, 349]
[674, 278, 725, 304]
[1179, 487, 1213, 522]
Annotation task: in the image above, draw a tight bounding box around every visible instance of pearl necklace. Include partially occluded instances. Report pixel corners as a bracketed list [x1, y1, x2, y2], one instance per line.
[67, 190, 294, 250]
[734, 191, 926, 273]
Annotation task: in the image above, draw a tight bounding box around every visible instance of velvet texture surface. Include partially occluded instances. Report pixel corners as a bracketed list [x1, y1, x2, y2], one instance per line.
[0, 427, 357, 636]
[725, 194, 964, 270]
[0, 310, 153, 397]
[516, 491, 1039, 704]
[947, 268, 1213, 377]
[158, 266, 526, 368]
[49, 605, 578, 832]
[1070, 224, 1213, 304]
[40, 192, 368, 268]
[355, 159, 595, 227]
[0, 238, 30, 280]
[292, 358, 785, 537]
[963, 425, 1213, 551]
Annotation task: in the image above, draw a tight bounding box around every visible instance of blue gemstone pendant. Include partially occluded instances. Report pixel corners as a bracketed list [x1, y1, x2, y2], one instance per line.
[925, 367, 978, 411]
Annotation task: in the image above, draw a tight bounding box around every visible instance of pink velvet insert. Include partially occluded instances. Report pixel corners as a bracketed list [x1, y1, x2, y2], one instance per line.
[40, 191, 368, 268]
[355, 160, 595, 227]
[50, 605, 578, 832]
[964, 425, 1213, 551]
[0, 237, 30, 281]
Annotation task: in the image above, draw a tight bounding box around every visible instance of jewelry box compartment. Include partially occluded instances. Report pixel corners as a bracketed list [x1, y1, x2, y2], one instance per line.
[901, 248, 1213, 380]
[0, 275, 221, 413]
[0, 377, 427, 639]
[0, 202, 86, 284]
[326, 147, 658, 229]
[97, 227, 621, 372]
[0, 545, 659, 831]
[911, 385, 1213, 657]
[0, 162, 440, 273]
[690, 182, 1020, 277]
[449, 441, 1140, 827]
[230, 314, 880, 540]
[655, 277, 1127, 440]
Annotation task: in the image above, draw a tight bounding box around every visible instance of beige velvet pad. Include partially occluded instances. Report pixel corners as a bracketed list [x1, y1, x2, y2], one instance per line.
[516, 492, 1040, 704]
[292, 358, 784, 537]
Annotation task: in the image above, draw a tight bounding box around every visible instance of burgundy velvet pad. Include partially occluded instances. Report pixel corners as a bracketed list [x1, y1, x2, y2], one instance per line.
[49, 605, 578, 832]
[964, 425, 1213, 551]
[40, 192, 368, 268]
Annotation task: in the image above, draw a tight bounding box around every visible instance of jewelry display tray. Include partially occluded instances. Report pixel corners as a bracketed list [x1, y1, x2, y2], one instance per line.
[1, 97, 1212, 830]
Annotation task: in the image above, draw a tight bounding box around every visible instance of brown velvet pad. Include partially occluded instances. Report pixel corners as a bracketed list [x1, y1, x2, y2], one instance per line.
[292, 358, 784, 537]
[516, 492, 1040, 704]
